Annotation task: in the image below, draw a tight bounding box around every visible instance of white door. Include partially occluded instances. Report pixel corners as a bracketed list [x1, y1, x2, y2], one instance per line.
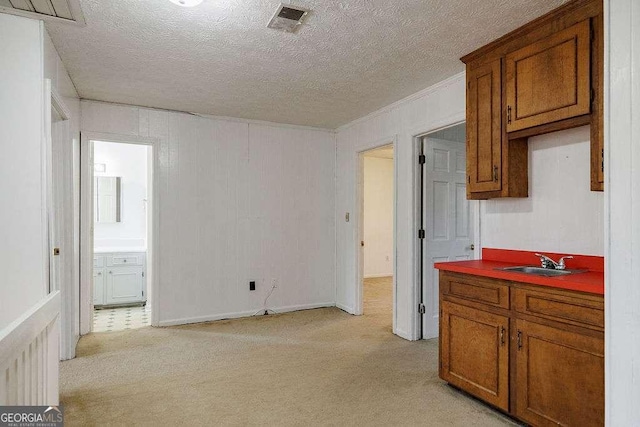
[106, 267, 143, 305]
[422, 137, 474, 339]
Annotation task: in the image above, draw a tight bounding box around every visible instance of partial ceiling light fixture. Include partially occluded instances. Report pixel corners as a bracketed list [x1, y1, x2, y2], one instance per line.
[169, 0, 203, 7]
[267, 3, 309, 33]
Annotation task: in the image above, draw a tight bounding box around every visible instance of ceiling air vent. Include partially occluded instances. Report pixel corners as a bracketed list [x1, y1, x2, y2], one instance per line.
[267, 3, 309, 33]
[0, 0, 86, 26]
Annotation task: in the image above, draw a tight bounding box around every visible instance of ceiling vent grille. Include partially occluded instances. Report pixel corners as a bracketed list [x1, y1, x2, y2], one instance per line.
[267, 3, 309, 33]
[0, 0, 86, 26]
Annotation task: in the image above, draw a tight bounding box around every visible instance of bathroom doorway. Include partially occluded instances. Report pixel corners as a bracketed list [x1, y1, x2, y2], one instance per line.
[80, 135, 157, 334]
[91, 141, 151, 332]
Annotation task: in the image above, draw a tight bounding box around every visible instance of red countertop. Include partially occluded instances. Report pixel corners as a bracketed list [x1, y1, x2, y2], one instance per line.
[434, 248, 604, 295]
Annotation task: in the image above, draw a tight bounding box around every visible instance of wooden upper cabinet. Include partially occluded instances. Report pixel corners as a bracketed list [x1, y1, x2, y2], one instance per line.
[440, 301, 510, 411]
[505, 20, 591, 133]
[467, 59, 502, 194]
[462, 0, 604, 196]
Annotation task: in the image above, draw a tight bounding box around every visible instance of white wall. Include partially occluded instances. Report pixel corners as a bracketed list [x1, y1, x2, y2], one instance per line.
[336, 72, 604, 340]
[0, 15, 47, 330]
[606, 0, 640, 423]
[81, 101, 336, 325]
[363, 156, 394, 278]
[93, 141, 149, 249]
[482, 126, 604, 255]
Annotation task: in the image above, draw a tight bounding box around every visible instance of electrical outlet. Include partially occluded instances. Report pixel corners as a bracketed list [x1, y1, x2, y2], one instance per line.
[249, 281, 256, 291]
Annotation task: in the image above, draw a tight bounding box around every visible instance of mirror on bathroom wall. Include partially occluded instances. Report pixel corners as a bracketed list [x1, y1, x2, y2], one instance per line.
[94, 176, 121, 223]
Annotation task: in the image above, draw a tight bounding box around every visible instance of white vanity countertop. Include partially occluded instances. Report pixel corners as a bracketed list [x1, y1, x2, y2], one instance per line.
[94, 247, 147, 254]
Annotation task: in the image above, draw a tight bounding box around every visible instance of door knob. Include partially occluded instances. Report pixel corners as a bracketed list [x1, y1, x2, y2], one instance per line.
[361, 241, 364, 247]
[470, 244, 475, 251]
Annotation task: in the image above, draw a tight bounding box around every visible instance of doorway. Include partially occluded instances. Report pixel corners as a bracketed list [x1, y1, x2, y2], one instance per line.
[358, 144, 395, 327]
[418, 123, 475, 339]
[47, 83, 79, 360]
[80, 135, 156, 334]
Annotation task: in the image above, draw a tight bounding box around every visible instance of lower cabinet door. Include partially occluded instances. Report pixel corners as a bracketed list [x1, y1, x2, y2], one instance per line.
[440, 301, 510, 411]
[105, 266, 144, 305]
[514, 319, 604, 427]
[93, 269, 105, 305]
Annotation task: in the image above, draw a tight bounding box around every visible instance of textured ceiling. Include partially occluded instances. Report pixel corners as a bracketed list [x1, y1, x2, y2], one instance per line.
[46, 0, 566, 129]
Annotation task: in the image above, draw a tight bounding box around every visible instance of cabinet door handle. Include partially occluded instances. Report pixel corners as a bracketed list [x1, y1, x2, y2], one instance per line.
[517, 330, 522, 350]
[500, 326, 505, 346]
[493, 166, 499, 182]
[97, 272, 102, 276]
[507, 105, 512, 124]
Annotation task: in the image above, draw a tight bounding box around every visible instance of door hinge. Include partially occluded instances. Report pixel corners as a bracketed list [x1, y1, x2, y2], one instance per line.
[601, 148, 604, 173]
[418, 229, 425, 239]
[517, 330, 523, 350]
[418, 303, 426, 314]
[468, 175, 470, 184]
[507, 105, 512, 124]
[418, 154, 426, 165]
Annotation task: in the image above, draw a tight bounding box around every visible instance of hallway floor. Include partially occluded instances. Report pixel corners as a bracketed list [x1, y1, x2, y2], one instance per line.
[60, 277, 516, 426]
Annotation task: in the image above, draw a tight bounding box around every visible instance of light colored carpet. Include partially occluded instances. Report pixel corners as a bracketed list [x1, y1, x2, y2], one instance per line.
[60, 277, 517, 426]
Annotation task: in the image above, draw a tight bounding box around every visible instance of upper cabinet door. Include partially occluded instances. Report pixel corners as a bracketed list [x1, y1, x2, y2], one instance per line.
[467, 59, 502, 194]
[505, 20, 591, 132]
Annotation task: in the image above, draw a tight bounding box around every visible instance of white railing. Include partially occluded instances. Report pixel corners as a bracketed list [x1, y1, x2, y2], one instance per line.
[0, 291, 60, 405]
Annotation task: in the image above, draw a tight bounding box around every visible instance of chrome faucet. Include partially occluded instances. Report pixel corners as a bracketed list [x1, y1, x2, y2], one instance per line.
[535, 253, 573, 270]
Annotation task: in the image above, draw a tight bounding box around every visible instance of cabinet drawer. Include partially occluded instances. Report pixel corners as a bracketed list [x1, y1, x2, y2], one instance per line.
[94, 256, 105, 268]
[441, 272, 510, 309]
[514, 287, 604, 329]
[110, 254, 144, 266]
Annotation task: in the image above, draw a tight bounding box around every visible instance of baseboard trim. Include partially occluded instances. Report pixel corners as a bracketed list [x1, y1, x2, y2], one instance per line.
[363, 274, 393, 279]
[336, 302, 355, 314]
[393, 328, 414, 341]
[157, 302, 336, 327]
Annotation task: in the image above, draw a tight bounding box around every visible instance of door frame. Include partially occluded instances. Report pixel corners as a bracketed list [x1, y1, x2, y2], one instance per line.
[79, 131, 160, 334]
[44, 80, 77, 360]
[354, 135, 398, 330]
[410, 119, 482, 340]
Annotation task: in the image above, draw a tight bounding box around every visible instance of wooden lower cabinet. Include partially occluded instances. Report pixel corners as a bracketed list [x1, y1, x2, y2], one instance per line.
[440, 301, 510, 411]
[514, 319, 604, 427]
[439, 271, 604, 426]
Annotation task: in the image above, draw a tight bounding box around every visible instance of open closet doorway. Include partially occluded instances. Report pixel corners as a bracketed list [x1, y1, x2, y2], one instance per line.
[418, 123, 476, 339]
[358, 144, 395, 330]
[80, 138, 155, 333]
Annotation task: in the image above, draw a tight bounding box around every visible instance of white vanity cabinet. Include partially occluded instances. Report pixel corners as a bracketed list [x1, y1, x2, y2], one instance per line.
[93, 251, 146, 307]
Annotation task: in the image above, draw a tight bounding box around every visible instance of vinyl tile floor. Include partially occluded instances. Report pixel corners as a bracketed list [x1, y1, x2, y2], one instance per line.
[93, 305, 151, 332]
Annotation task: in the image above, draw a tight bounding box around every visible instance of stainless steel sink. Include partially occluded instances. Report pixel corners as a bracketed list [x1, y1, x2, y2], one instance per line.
[498, 266, 587, 277]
